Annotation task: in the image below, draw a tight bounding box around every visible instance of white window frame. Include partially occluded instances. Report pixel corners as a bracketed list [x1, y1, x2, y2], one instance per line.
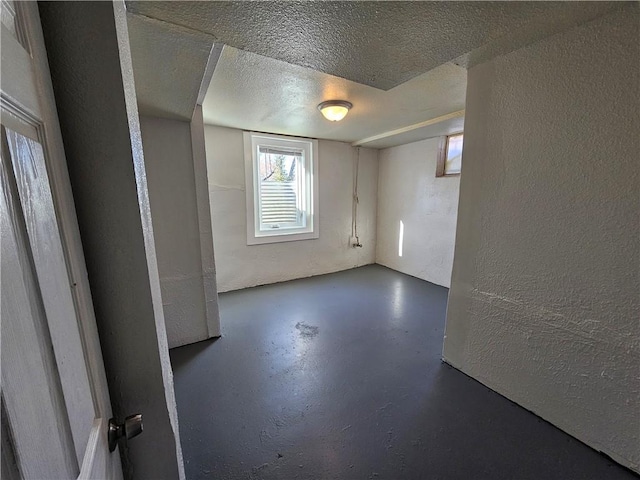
[244, 131, 319, 245]
[436, 132, 463, 177]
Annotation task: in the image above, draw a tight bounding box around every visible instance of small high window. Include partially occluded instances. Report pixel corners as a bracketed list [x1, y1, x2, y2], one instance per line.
[244, 132, 319, 245]
[436, 133, 463, 177]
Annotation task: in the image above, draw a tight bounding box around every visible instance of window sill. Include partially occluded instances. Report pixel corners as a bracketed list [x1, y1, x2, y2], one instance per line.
[247, 230, 319, 246]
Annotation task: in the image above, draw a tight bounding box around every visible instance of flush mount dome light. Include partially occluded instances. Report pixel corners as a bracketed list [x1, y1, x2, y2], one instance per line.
[318, 100, 352, 122]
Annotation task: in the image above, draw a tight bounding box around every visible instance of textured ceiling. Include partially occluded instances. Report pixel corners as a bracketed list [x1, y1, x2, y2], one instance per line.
[202, 46, 466, 148]
[127, 12, 213, 120]
[126, 1, 621, 147]
[126, 1, 620, 91]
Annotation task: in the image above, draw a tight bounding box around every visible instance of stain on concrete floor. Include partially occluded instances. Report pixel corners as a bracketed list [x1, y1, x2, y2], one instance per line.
[170, 265, 635, 479]
[295, 322, 319, 338]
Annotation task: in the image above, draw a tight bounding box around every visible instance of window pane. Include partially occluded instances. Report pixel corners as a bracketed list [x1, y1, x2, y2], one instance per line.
[258, 150, 303, 229]
[445, 134, 463, 175]
[245, 132, 318, 245]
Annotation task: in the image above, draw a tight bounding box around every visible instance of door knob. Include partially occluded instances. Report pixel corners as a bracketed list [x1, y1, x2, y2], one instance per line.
[108, 414, 143, 452]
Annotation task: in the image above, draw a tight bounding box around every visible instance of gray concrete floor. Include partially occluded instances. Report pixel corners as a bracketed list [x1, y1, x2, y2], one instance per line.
[170, 265, 636, 479]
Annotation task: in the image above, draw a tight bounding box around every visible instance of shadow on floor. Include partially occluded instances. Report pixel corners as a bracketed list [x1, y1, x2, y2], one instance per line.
[170, 265, 636, 480]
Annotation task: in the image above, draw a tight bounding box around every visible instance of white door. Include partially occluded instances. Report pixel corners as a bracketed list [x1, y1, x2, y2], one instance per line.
[1, 1, 123, 478]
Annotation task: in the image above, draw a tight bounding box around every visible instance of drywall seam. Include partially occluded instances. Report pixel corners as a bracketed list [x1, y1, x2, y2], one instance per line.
[125, 10, 214, 44]
[209, 184, 245, 191]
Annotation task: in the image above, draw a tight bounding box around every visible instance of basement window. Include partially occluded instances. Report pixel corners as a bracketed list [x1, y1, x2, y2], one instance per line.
[436, 133, 463, 177]
[244, 132, 319, 245]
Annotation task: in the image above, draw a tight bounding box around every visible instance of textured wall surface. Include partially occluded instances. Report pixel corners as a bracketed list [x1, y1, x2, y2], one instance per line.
[376, 138, 460, 288]
[39, 1, 184, 478]
[205, 125, 378, 292]
[140, 115, 213, 348]
[190, 106, 221, 338]
[127, 12, 213, 120]
[444, 5, 639, 472]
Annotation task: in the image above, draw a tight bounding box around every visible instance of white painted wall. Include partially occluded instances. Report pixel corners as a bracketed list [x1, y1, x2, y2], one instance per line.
[444, 5, 639, 473]
[205, 125, 378, 292]
[39, 2, 185, 477]
[140, 115, 219, 348]
[190, 106, 222, 338]
[376, 138, 460, 287]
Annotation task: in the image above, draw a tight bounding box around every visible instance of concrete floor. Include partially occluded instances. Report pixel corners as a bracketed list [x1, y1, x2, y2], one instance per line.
[170, 265, 636, 479]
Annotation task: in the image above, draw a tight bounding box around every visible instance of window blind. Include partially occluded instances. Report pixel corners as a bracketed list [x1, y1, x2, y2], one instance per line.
[257, 146, 303, 228]
[259, 181, 299, 226]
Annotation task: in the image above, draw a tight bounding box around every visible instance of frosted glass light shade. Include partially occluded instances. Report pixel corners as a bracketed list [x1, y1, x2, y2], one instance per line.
[318, 100, 352, 121]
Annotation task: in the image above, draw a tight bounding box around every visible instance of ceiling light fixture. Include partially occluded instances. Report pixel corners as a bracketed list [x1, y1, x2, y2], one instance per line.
[318, 100, 352, 122]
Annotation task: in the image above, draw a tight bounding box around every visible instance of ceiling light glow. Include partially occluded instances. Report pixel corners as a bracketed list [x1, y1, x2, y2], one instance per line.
[318, 100, 352, 122]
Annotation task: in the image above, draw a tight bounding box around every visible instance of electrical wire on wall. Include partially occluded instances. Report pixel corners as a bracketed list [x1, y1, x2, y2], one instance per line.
[351, 147, 363, 248]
